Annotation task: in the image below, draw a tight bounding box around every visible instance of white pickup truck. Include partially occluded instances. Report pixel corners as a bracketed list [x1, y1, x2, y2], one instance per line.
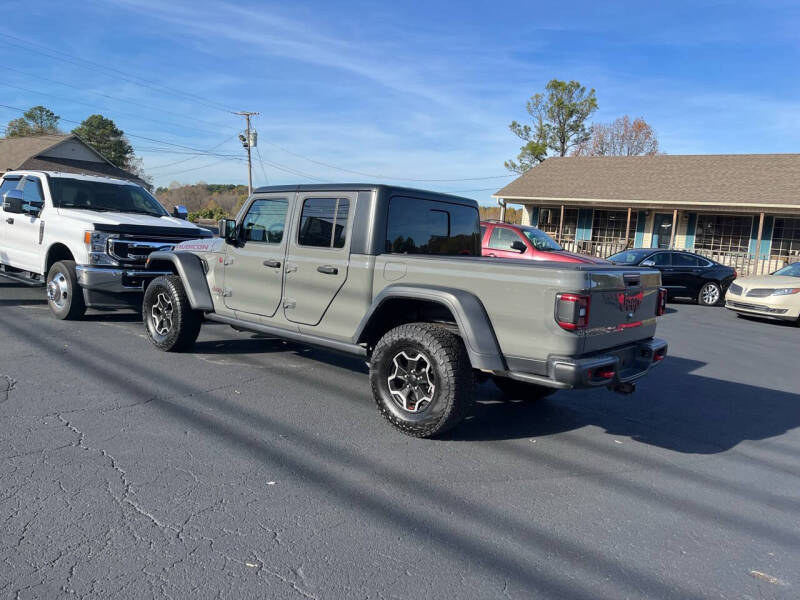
[0, 170, 212, 319]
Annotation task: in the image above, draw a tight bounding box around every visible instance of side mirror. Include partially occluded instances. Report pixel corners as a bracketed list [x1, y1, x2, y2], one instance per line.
[2, 190, 24, 214]
[218, 218, 237, 241]
[172, 205, 188, 220]
[511, 240, 527, 253]
[641, 259, 656, 267]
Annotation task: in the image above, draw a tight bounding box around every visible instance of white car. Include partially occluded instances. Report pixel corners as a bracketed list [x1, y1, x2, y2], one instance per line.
[725, 263, 800, 325]
[0, 170, 211, 319]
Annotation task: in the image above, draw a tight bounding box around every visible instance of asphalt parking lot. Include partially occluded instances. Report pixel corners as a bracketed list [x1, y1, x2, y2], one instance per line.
[1, 279, 798, 599]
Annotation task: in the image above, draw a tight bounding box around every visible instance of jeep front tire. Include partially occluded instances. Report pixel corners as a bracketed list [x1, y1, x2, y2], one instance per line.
[370, 322, 474, 438]
[46, 260, 86, 320]
[143, 275, 202, 351]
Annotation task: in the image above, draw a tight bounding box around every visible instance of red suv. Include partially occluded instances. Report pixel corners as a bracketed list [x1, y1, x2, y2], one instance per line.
[480, 220, 607, 264]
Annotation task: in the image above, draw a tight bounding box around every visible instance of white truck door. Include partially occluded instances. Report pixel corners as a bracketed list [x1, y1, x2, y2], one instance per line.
[4, 176, 46, 273]
[0, 175, 25, 268]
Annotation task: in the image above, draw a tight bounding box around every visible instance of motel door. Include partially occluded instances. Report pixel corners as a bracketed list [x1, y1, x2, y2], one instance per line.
[652, 213, 674, 248]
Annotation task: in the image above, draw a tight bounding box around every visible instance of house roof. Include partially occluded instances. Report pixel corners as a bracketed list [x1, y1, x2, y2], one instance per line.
[494, 154, 800, 208]
[0, 134, 74, 172]
[1, 133, 147, 187]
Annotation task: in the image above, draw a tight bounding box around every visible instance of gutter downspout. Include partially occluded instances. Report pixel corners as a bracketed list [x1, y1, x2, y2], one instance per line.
[497, 197, 507, 222]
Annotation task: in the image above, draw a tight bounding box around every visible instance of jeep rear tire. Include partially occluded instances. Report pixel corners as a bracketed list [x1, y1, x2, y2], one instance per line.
[492, 376, 555, 402]
[370, 322, 474, 438]
[143, 275, 202, 352]
[46, 260, 86, 320]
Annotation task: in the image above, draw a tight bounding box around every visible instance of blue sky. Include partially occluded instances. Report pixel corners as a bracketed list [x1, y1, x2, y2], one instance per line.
[2, 0, 799, 202]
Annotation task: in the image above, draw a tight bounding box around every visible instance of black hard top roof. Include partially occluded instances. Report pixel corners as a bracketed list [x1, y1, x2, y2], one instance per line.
[251, 183, 478, 208]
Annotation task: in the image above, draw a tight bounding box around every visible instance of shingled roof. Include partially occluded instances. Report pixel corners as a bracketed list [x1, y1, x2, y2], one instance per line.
[0, 134, 147, 187]
[0, 134, 73, 172]
[494, 154, 800, 207]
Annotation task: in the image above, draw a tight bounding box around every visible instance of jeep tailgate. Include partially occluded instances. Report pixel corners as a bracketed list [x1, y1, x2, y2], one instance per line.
[581, 269, 662, 354]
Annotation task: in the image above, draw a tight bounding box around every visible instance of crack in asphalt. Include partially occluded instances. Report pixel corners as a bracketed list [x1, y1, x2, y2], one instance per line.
[49, 411, 315, 599]
[0, 375, 16, 404]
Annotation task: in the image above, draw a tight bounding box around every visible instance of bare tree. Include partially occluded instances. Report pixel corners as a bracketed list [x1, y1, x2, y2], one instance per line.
[573, 115, 661, 157]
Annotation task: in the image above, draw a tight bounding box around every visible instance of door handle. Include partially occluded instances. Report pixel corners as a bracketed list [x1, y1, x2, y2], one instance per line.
[262, 260, 281, 268]
[317, 265, 338, 275]
[487, 253, 496, 257]
[5, 218, 13, 225]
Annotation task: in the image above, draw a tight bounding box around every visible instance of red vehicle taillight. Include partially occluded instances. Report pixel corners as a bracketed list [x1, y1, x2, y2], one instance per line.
[555, 293, 591, 332]
[656, 287, 668, 316]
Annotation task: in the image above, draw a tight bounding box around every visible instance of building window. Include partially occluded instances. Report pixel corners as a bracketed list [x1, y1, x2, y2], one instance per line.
[537, 207, 578, 242]
[771, 217, 800, 258]
[591, 210, 637, 244]
[694, 214, 752, 254]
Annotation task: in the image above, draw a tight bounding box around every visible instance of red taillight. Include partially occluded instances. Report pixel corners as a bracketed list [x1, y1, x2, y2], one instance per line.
[594, 367, 615, 380]
[656, 287, 667, 316]
[654, 348, 667, 362]
[555, 293, 591, 332]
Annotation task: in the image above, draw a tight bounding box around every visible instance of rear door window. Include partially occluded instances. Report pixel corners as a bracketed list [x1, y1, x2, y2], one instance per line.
[386, 196, 480, 255]
[673, 253, 702, 267]
[298, 197, 350, 249]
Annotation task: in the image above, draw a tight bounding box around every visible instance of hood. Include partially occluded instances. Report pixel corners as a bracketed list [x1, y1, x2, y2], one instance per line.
[732, 275, 800, 289]
[55, 207, 203, 230]
[545, 249, 609, 264]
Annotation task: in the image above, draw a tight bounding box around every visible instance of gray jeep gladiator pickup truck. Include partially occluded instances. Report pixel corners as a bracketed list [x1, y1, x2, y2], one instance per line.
[142, 184, 667, 437]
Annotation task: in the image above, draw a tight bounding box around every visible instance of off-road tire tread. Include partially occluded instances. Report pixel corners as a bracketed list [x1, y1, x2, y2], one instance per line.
[370, 322, 474, 438]
[47, 260, 86, 320]
[143, 275, 202, 352]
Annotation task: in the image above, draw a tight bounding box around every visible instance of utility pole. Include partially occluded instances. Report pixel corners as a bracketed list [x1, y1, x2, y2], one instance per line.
[235, 111, 259, 195]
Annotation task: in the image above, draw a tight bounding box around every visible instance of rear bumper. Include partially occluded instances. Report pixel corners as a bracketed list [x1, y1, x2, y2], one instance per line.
[76, 265, 172, 293]
[505, 338, 668, 390]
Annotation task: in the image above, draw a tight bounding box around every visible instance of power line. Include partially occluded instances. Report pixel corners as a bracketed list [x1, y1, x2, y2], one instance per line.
[254, 146, 270, 185]
[0, 102, 230, 155]
[156, 157, 245, 179]
[145, 135, 240, 170]
[4, 34, 233, 114]
[260, 137, 515, 182]
[0, 82, 233, 137]
[2, 65, 234, 133]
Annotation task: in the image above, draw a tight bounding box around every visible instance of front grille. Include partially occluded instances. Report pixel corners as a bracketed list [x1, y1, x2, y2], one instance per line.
[746, 288, 774, 298]
[108, 235, 197, 264]
[728, 301, 787, 314]
[728, 283, 743, 295]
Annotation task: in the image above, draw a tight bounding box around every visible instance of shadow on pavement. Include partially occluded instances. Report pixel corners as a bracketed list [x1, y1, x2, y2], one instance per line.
[447, 355, 800, 453]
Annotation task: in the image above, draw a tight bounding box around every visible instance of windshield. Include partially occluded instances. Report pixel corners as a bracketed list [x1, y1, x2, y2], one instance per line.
[608, 250, 651, 264]
[50, 177, 168, 217]
[773, 263, 800, 277]
[520, 227, 562, 251]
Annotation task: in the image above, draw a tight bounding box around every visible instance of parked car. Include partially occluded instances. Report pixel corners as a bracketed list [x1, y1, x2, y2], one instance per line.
[0, 170, 211, 319]
[724, 262, 800, 324]
[141, 184, 667, 438]
[480, 220, 606, 263]
[607, 248, 736, 306]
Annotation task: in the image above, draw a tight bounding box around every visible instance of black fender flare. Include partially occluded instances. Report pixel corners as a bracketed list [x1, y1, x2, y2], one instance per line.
[354, 284, 506, 371]
[146, 251, 214, 311]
